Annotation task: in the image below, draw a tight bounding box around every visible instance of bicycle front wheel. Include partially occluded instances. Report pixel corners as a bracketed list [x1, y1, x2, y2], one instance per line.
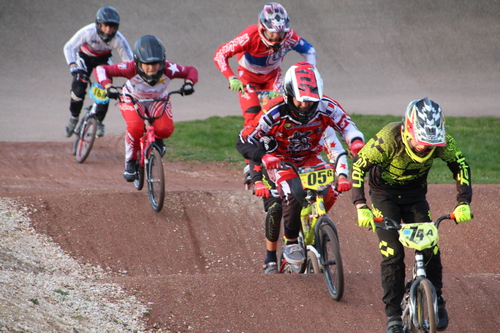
[412, 278, 437, 333]
[318, 217, 344, 301]
[146, 148, 165, 212]
[305, 249, 320, 274]
[75, 117, 97, 163]
[134, 151, 145, 191]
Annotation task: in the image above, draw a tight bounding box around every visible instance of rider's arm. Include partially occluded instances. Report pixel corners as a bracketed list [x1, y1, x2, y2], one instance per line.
[322, 96, 365, 146]
[289, 30, 317, 66]
[94, 61, 136, 88]
[109, 31, 134, 62]
[213, 27, 251, 79]
[164, 62, 199, 85]
[438, 134, 473, 204]
[63, 24, 92, 66]
[322, 127, 349, 178]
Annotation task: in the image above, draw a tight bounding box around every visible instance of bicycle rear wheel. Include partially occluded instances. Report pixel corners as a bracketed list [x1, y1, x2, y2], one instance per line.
[75, 117, 97, 163]
[318, 217, 344, 301]
[146, 148, 165, 212]
[412, 278, 437, 333]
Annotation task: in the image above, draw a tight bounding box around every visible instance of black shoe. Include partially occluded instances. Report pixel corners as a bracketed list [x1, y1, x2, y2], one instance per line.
[123, 160, 137, 182]
[386, 316, 403, 333]
[155, 138, 166, 157]
[437, 297, 449, 331]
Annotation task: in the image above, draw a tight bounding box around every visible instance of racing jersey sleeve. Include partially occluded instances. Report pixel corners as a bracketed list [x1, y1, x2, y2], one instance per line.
[213, 27, 252, 79]
[288, 30, 316, 66]
[95, 61, 137, 87]
[435, 135, 472, 204]
[164, 62, 199, 83]
[320, 96, 364, 145]
[321, 127, 349, 177]
[109, 31, 133, 62]
[64, 24, 95, 65]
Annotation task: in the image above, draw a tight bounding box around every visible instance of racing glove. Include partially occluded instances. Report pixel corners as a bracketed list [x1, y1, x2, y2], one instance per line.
[357, 204, 376, 232]
[180, 82, 194, 96]
[453, 202, 472, 223]
[336, 176, 351, 192]
[228, 77, 245, 93]
[261, 154, 281, 170]
[254, 181, 270, 199]
[349, 139, 365, 157]
[106, 87, 120, 100]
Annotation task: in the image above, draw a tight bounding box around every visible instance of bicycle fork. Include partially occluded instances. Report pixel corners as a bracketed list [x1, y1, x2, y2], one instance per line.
[405, 253, 439, 330]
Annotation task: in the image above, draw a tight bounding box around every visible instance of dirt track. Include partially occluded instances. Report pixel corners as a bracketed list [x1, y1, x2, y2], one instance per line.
[1, 0, 499, 331]
[1, 135, 499, 332]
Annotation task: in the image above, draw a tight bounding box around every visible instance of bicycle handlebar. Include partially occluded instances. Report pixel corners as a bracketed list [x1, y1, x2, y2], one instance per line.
[373, 213, 474, 230]
[108, 86, 182, 122]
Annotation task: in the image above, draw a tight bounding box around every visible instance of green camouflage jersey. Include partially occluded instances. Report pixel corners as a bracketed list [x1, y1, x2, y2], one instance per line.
[351, 122, 472, 205]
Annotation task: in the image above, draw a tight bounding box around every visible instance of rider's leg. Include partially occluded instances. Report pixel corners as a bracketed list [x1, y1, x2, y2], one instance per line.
[120, 102, 144, 180]
[69, 76, 88, 118]
[371, 193, 406, 318]
[264, 197, 282, 264]
[279, 179, 305, 264]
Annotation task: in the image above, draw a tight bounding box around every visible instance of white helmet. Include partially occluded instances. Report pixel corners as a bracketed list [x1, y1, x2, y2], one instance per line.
[283, 62, 323, 123]
[401, 97, 446, 162]
[258, 2, 290, 51]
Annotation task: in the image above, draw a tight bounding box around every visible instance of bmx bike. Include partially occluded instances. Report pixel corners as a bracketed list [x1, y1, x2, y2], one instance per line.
[110, 86, 183, 212]
[72, 83, 109, 163]
[373, 213, 469, 333]
[277, 160, 345, 301]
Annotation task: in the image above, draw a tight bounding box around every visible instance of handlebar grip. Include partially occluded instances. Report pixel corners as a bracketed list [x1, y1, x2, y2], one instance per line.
[373, 217, 384, 223]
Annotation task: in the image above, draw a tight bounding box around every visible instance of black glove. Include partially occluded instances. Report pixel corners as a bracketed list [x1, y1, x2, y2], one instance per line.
[70, 67, 87, 78]
[106, 87, 120, 100]
[179, 82, 194, 96]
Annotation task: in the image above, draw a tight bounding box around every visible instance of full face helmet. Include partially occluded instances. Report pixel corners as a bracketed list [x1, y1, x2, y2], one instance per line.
[95, 6, 120, 43]
[283, 62, 323, 124]
[258, 2, 290, 52]
[401, 97, 446, 163]
[133, 35, 166, 86]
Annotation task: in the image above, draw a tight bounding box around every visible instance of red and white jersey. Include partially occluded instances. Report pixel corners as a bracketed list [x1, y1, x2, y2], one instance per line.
[237, 95, 364, 176]
[214, 24, 316, 78]
[95, 61, 199, 100]
[63, 23, 133, 65]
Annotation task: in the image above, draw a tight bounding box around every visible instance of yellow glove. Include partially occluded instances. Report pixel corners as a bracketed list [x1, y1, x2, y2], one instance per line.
[228, 78, 245, 93]
[453, 202, 472, 223]
[357, 205, 376, 232]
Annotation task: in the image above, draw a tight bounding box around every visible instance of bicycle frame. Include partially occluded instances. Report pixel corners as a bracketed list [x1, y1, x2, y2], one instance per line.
[114, 88, 182, 212]
[374, 214, 460, 333]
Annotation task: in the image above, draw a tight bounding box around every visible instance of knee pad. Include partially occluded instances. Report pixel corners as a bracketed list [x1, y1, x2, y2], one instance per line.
[71, 80, 88, 101]
[265, 201, 282, 242]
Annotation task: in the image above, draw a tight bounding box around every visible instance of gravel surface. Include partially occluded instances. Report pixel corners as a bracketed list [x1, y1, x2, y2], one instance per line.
[0, 198, 146, 333]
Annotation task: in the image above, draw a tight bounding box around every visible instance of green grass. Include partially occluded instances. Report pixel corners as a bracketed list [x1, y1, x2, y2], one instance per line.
[165, 115, 500, 184]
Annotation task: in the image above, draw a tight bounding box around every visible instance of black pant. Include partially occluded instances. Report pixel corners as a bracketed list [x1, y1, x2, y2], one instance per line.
[371, 192, 443, 317]
[69, 52, 111, 121]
